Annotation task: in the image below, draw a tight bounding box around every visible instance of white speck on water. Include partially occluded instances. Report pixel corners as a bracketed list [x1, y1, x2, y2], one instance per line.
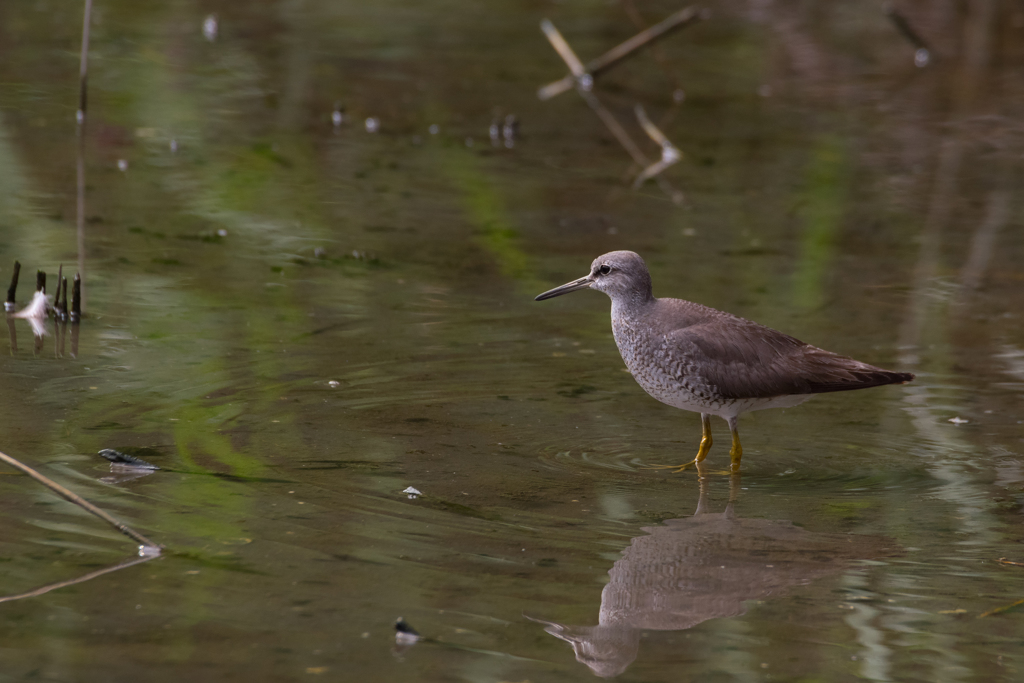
[915, 48, 930, 68]
[117, 159, 128, 172]
[202, 14, 218, 41]
[169, 139, 178, 153]
[365, 117, 380, 133]
[331, 109, 343, 127]
[328, 380, 340, 387]
[429, 124, 439, 135]
[948, 417, 969, 425]
[403, 486, 422, 499]
[217, 229, 228, 237]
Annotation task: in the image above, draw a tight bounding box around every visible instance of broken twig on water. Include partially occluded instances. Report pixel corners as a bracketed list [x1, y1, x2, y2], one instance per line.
[978, 597, 1024, 619]
[538, 20, 685, 204]
[0, 449, 161, 551]
[633, 104, 683, 188]
[0, 554, 158, 604]
[538, 6, 704, 100]
[883, 2, 930, 67]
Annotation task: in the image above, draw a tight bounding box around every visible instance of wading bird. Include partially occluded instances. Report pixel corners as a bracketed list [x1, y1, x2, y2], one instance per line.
[535, 251, 913, 472]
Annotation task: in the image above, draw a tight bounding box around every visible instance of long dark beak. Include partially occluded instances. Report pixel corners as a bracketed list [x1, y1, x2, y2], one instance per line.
[535, 275, 592, 301]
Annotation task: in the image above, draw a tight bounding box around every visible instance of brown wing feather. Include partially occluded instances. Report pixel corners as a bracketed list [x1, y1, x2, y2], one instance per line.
[664, 313, 913, 400]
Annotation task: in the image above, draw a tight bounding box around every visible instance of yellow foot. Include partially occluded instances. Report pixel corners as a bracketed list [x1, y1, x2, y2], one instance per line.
[643, 459, 697, 474]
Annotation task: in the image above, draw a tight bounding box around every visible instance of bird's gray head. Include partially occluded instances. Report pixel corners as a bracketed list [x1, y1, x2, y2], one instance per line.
[535, 251, 653, 306]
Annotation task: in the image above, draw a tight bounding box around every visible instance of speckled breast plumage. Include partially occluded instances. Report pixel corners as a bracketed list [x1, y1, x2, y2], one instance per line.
[612, 315, 726, 413]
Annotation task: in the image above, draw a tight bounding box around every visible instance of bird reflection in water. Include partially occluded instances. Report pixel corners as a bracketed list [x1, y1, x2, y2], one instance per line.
[531, 470, 898, 678]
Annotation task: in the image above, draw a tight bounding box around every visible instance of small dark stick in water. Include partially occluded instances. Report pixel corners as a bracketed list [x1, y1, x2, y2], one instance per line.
[5, 260, 20, 310]
[35, 270, 45, 294]
[60, 277, 69, 320]
[54, 265, 64, 317]
[71, 274, 82, 321]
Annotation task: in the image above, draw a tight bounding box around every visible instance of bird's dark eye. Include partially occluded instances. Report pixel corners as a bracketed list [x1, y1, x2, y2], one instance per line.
[598, 264, 611, 275]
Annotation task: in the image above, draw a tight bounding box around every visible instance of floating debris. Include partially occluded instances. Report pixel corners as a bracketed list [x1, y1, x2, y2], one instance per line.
[537, 6, 703, 101]
[0, 448, 161, 549]
[632, 104, 683, 188]
[394, 617, 420, 644]
[402, 486, 422, 499]
[538, 17, 687, 203]
[117, 159, 128, 172]
[202, 14, 218, 42]
[883, 3, 931, 68]
[10, 290, 48, 321]
[365, 117, 380, 133]
[331, 104, 345, 128]
[328, 380, 340, 387]
[98, 449, 160, 470]
[948, 417, 969, 425]
[169, 139, 178, 153]
[502, 114, 519, 148]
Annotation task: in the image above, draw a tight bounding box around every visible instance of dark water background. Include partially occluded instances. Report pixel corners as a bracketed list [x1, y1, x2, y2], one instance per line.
[1, 1, 1023, 680]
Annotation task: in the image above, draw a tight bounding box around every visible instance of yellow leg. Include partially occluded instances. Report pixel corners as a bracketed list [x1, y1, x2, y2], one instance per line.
[645, 413, 713, 473]
[695, 413, 713, 462]
[728, 417, 743, 473]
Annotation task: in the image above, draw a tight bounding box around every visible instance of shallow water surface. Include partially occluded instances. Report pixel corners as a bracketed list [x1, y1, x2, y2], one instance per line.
[1, 1, 1023, 681]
